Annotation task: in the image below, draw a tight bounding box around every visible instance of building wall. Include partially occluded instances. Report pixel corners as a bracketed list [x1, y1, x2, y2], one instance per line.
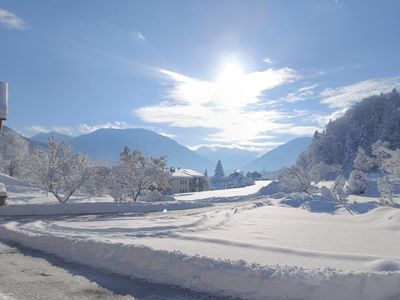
[169, 176, 208, 194]
[170, 177, 190, 194]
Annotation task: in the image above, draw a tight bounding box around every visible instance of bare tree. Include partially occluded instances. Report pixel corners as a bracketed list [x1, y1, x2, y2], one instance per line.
[373, 141, 400, 180]
[381, 149, 400, 180]
[110, 146, 170, 202]
[377, 177, 394, 206]
[82, 163, 111, 197]
[28, 138, 91, 203]
[279, 153, 313, 194]
[331, 175, 347, 203]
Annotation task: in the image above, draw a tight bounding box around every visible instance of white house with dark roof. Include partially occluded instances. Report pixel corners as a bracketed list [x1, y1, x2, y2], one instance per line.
[169, 167, 210, 194]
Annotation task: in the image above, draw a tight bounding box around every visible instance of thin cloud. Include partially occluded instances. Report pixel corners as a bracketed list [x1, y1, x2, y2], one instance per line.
[78, 121, 136, 134]
[262, 57, 273, 64]
[26, 121, 135, 137]
[280, 84, 318, 103]
[0, 8, 25, 30]
[131, 30, 146, 41]
[158, 67, 298, 108]
[26, 125, 48, 134]
[135, 67, 320, 151]
[320, 77, 400, 109]
[188, 143, 279, 154]
[26, 122, 174, 140]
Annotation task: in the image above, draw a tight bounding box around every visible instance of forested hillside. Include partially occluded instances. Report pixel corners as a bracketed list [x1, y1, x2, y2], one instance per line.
[304, 89, 400, 172]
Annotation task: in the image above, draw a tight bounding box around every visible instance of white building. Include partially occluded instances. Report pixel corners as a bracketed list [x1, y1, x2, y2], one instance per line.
[169, 168, 209, 194]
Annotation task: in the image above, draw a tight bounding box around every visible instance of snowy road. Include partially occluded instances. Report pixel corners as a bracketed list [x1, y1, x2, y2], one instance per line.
[0, 242, 227, 300]
[5, 199, 399, 272]
[174, 180, 270, 201]
[1, 189, 400, 299]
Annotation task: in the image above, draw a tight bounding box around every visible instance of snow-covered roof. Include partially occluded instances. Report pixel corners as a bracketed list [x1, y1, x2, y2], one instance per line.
[170, 168, 204, 178]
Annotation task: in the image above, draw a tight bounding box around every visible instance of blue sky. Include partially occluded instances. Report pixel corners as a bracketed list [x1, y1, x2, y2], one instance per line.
[1, 0, 400, 153]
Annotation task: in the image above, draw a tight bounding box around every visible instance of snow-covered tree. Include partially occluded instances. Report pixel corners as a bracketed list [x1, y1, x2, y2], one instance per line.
[346, 169, 368, 195]
[246, 171, 262, 180]
[331, 175, 347, 203]
[28, 138, 92, 203]
[309, 161, 341, 182]
[279, 154, 313, 194]
[82, 164, 111, 197]
[0, 130, 29, 177]
[226, 170, 254, 188]
[377, 177, 394, 206]
[353, 147, 374, 172]
[371, 140, 391, 168]
[110, 146, 169, 202]
[378, 147, 400, 180]
[300, 90, 400, 172]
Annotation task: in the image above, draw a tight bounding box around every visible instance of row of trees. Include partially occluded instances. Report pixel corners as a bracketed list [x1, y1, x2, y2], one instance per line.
[0, 134, 169, 203]
[210, 159, 260, 190]
[0, 128, 29, 178]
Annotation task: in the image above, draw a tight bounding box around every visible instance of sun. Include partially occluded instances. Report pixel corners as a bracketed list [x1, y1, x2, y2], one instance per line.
[217, 62, 244, 84]
[215, 61, 248, 108]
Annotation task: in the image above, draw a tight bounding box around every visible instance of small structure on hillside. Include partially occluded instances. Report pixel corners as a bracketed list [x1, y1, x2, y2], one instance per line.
[0, 183, 7, 206]
[169, 167, 210, 194]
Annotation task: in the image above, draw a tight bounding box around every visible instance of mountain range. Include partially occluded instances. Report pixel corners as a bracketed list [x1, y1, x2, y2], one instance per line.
[242, 137, 312, 172]
[31, 131, 73, 144]
[0, 127, 313, 174]
[2, 126, 46, 151]
[31, 128, 214, 172]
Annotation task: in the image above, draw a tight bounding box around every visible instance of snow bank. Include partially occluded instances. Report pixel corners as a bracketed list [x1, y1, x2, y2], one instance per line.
[0, 224, 399, 300]
[139, 190, 175, 202]
[0, 173, 41, 193]
[0, 201, 210, 217]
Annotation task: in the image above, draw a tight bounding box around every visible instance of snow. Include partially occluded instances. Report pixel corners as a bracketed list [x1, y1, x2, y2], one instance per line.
[1, 176, 399, 299]
[0, 173, 41, 194]
[170, 168, 204, 178]
[175, 180, 270, 201]
[1, 202, 399, 300]
[0, 201, 211, 217]
[0, 178, 270, 216]
[0, 293, 15, 300]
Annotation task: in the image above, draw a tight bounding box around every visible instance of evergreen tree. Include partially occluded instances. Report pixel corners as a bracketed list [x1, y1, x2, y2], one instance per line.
[203, 168, 208, 177]
[359, 125, 368, 150]
[214, 160, 225, 179]
[353, 147, 373, 172]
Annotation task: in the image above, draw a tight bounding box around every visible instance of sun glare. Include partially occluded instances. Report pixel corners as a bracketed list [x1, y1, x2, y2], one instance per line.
[217, 62, 244, 83]
[215, 61, 248, 108]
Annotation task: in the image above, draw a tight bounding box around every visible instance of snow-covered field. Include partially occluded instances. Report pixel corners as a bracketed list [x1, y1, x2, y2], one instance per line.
[0, 176, 399, 299]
